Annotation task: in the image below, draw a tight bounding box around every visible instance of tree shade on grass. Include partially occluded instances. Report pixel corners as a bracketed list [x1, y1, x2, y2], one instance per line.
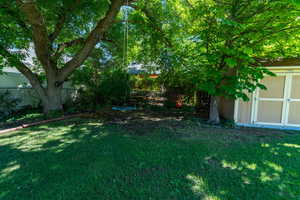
[0, 119, 299, 200]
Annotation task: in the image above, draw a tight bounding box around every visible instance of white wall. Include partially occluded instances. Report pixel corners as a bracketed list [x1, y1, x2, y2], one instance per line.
[0, 72, 76, 111]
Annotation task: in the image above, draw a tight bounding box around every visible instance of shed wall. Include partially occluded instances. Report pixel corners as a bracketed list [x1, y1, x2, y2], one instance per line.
[218, 97, 235, 120]
[235, 92, 253, 124]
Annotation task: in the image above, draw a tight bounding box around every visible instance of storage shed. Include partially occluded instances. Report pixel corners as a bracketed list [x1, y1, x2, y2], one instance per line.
[219, 59, 300, 129]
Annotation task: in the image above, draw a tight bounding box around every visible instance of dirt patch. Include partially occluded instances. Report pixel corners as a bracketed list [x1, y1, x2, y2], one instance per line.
[2, 102, 297, 141]
[91, 107, 297, 142]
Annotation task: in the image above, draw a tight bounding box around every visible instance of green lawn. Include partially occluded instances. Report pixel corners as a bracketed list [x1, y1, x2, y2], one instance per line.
[0, 118, 300, 200]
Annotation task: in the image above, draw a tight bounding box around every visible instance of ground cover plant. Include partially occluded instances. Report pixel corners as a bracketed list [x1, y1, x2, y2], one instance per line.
[0, 113, 299, 200]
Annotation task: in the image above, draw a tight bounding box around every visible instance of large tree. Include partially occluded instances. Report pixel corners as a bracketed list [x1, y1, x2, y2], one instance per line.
[125, 0, 300, 123]
[192, 0, 300, 123]
[0, 0, 136, 113]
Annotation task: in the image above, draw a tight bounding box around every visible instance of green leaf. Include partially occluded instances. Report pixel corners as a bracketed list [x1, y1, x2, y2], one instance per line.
[292, 0, 300, 6]
[257, 83, 267, 90]
[242, 47, 253, 55]
[225, 58, 237, 68]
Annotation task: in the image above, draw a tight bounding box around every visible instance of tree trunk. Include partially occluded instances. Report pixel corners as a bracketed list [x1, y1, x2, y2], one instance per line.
[4, 0, 125, 116]
[42, 85, 63, 114]
[209, 96, 220, 124]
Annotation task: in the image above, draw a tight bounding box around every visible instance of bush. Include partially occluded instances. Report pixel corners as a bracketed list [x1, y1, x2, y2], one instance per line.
[99, 68, 133, 105]
[0, 90, 21, 118]
[73, 67, 133, 109]
[158, 68, 195, 108]
[134, 75, 160, 91]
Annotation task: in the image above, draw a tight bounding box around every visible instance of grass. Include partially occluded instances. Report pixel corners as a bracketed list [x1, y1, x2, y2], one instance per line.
[0, 109, 43, 123]
[0, 109, 70, 130]
[0, 118, 300, 200]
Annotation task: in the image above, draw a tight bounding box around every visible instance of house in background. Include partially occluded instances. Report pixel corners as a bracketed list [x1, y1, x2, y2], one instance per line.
[0, 67, 75, 111]
[128, 63, 160, 78]
[219, 58, 300, 130]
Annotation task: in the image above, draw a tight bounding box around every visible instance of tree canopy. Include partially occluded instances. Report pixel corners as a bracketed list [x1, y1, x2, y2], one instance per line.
[0, 0, 129, 112]
[0, 0, 300, 120]
[124, 0, 300, 122]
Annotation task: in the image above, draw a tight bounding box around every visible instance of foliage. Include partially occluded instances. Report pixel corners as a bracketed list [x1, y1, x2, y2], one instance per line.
[0, 90, 20, 118]
[99, 68, 133, 105]
[134, 75, 160, 91]
[1, 0, 300, 114]
[1, 119, 300, 199]
[73, 67, 133, 108]
[0, 0, 127, 112]
[127, 0, 300, 101]
[0, 0, 118, 68]
[184, 0, 299, 101]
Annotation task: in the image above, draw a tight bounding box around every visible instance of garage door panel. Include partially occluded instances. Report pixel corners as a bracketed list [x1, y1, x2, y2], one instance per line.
[288, 102, 300, 125]
[237, 99, 252, 124]
[291, 76, 300, 99]
[257, 101, 283, 123]
[253, 74, 300, 127]
[259, 76, 285, 98]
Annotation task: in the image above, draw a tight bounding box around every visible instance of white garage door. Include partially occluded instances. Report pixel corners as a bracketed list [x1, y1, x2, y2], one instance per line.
[253, 73, 300, 127]
[287, 75, 300, 126]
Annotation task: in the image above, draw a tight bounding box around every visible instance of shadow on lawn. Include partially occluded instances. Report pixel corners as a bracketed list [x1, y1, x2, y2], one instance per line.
[0, 119, 300, 200]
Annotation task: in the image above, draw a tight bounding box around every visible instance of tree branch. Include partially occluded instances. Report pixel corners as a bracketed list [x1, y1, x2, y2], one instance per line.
[184, 0, 195, 9]
[16, 0, 53, 71]
[49, 0, 81, 42]
[58, 0, 125, 82]
[0, 45, 47, 101]
[252, 25, 300, 45]
[53, 36, 118, 62]
[127, 0, 139, 5]
[53, 38, 85, 61]
[0, 5, 30, 34]
[130, 5, 173, 48]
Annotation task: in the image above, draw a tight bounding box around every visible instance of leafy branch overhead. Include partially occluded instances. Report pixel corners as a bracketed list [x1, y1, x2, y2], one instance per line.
[0, 0, 299, 116]
[0, 0, 133, 112]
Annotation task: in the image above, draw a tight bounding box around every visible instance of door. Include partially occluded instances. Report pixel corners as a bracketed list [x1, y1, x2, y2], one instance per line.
[286, 75, 300, 126]
[253, 75, 287, 126]
[252, 73, 300, 127]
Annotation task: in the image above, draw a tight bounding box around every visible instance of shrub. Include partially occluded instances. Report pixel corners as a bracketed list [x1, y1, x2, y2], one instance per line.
[134, 75, 160, 91]
[0, 90, 21, 118]
[73, 67, 133, 109]
[158, 68, 195, 108]
[99, 68, 133, 105]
